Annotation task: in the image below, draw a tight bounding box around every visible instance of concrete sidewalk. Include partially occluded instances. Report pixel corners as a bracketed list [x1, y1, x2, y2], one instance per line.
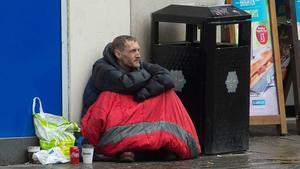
[1, 119, 300, 169]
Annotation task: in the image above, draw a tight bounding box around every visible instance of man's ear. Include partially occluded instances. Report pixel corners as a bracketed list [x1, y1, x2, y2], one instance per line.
[114, 49, 121, 59]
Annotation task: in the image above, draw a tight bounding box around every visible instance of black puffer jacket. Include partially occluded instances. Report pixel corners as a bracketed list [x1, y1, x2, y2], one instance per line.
[81, 43, 174, 117]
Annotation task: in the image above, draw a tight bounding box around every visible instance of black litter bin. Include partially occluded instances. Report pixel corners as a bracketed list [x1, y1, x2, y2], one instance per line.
[151, 5, 251, 154]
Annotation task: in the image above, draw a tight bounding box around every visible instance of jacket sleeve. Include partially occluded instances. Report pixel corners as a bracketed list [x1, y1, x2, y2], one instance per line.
[134, 63, 174, 101]
[91, 62, 151, 94]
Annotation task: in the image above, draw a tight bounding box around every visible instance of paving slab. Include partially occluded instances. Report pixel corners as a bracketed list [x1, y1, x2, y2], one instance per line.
[1, 119, 300, 169]
[1, 135, 300, 169]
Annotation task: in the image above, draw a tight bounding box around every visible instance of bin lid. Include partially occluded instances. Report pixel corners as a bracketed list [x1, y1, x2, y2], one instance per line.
[152, 4, 251, 24]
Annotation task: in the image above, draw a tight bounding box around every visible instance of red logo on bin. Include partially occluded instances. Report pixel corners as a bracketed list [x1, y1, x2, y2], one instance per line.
[256, 25, 268, 44]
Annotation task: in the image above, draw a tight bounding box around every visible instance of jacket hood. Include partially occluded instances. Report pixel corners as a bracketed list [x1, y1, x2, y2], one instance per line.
[102, 43, 119, 67]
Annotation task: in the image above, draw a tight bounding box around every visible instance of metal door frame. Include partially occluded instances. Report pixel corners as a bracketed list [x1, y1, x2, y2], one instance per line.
[61, 0, 69, 119]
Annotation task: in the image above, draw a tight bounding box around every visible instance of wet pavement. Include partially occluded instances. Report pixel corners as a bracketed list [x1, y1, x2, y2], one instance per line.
[2, 119, 300, 169]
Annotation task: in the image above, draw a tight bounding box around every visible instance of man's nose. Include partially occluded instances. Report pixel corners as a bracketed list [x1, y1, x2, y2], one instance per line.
[136, 51, 141, 58]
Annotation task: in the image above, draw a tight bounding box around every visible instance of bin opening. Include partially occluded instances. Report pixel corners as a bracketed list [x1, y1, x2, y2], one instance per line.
[157, 22, 202, 46]
[217, 24, 239, 47]
[156, 22, 241, 48]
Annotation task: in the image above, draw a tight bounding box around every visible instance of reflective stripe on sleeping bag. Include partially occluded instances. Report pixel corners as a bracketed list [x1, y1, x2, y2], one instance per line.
[99, 121, 199, 158]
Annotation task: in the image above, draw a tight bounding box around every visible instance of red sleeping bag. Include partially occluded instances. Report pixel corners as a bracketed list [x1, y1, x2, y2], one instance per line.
[81, 90, 201, 159]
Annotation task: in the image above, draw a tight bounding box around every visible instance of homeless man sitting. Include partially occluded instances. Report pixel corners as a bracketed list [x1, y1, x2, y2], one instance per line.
[81, 35, 201, 162]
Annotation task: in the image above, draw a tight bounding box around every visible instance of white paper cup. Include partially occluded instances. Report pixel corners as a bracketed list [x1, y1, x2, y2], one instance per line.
[82, 147, 94, 164]
[27, 146, 40, 163]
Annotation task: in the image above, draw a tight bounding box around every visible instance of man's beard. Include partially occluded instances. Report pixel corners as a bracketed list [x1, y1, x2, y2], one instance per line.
[118, 60, 141, 71]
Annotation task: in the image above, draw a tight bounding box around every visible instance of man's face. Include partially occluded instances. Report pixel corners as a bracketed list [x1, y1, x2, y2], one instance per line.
[115, 40, 141, 69]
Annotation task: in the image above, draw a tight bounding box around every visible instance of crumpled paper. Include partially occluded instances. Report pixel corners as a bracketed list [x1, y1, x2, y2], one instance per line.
[32, 147, 69, 165]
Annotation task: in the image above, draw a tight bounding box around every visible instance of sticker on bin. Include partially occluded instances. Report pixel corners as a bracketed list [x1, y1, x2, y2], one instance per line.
[170, 70, 186, 92]
[225, 71, 239, 93]
[252, 100, 266, 106]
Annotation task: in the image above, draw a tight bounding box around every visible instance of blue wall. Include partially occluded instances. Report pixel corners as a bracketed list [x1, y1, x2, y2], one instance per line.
[0, 0, 62, 137]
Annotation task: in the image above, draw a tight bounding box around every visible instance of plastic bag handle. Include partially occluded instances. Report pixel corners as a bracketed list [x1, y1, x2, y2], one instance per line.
[32, 97, 45, 114]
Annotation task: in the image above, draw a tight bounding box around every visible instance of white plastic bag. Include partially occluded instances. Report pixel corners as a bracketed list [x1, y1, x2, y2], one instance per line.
[32, 147, 69, 165]
[32, 97, 79, 156]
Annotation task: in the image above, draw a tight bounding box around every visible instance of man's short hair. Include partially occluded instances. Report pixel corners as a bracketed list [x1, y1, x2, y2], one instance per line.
[112, 35, 137, 52]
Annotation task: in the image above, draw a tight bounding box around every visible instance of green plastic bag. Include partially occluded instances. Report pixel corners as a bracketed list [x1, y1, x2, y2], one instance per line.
[32, 97, 79, 157]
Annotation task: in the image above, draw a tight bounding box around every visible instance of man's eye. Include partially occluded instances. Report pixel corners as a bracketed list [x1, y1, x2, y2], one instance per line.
[131, 49, 139, 52]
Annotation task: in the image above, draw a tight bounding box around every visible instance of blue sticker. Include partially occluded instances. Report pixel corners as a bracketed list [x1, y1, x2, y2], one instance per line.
[252, 100, 266, 105]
